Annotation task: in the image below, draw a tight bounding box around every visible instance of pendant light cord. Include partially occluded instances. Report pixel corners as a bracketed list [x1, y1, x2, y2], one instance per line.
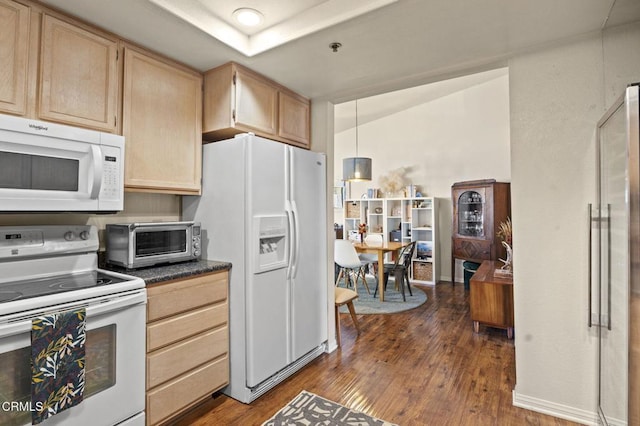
[355, 99, 359, 156]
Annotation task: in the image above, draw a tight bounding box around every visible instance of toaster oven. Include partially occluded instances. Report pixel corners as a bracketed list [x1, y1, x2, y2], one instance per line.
[105, 221, 201, 269]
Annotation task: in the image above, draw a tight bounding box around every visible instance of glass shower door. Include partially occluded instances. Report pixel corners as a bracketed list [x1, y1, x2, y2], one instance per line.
[597, 89, 630, 426]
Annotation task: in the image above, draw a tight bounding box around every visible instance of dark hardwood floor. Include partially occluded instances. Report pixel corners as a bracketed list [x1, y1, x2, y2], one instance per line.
[174, 282, 579, 426]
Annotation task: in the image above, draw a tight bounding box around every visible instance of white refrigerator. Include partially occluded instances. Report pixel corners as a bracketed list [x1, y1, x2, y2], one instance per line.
[182, 134, 328, 403]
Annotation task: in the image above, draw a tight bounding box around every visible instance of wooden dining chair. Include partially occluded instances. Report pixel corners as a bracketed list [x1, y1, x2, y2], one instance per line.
[334, 287, 360, 347]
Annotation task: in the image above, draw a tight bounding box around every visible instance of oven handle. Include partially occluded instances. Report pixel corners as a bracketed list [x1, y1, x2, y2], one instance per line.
[127, 221, 196, 230]
[0, 290, 146, 338]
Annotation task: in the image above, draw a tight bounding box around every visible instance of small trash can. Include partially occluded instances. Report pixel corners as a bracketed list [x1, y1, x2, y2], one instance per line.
[463, 261, 481, 290]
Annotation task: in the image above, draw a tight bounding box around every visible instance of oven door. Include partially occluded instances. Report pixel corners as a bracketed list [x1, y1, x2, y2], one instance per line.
[0, 291, 146, 426]
[131, 223, 195, 268]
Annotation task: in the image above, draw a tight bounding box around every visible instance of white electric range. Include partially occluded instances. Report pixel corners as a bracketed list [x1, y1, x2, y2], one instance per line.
[0, 225, 146, 426]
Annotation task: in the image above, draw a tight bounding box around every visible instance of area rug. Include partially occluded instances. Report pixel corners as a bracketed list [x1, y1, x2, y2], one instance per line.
[262, 390, 397, 426]
[337, 275, 427, 314]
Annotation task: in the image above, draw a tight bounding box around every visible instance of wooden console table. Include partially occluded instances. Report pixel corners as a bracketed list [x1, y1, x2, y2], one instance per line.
[469, 260, 514, 339]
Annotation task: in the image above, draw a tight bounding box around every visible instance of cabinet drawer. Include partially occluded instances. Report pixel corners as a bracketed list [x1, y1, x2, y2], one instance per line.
[147, 272, 228, 321]
[147, 327, 228, 389]
[453, 239, 491, 261]
[146, 356, 229, 426]
[147, 302, 227, 351]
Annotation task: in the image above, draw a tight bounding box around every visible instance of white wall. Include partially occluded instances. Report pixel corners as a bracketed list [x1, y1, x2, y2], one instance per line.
[509, 21, 640, 423]
[333, 71, 511, 281]
[311, 99, 339, 351]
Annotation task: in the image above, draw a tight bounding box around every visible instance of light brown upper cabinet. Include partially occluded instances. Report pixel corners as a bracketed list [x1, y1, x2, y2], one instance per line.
[234, 67, 278, 136]
[122, 46, 202, 195]
[0, 0, 30, 116]
[39, 14, 118, 132]
[278, 90, 310, 147]
[203, 62, 311, 149]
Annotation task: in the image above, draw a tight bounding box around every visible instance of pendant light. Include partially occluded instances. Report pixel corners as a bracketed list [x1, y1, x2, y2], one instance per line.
[342, 99, 372, 181]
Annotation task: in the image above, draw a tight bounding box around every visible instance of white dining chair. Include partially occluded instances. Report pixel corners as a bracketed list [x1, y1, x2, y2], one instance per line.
[358, 234, 382, 292]
[334, 240, 370, 294]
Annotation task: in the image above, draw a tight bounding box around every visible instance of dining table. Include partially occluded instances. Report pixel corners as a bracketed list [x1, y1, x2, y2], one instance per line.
[351, 240, 410, 302]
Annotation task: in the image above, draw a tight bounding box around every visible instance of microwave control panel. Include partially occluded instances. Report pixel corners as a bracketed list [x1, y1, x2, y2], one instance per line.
[100, 144, 121, 201]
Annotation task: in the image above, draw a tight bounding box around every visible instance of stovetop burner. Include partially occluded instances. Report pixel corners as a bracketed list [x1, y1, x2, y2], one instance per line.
[48, 274, 116, 290]
[0, 291, 22, 303]
[0, 271, 127, 303]
[96, 277, 115, 286]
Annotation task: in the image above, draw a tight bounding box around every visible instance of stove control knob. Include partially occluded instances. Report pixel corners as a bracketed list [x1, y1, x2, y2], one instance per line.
[64, 231, 76, 241]
[79, 231, 90, 240]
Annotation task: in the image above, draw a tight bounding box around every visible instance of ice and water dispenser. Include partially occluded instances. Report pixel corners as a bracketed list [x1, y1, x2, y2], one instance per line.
[254, 215, 288, 273]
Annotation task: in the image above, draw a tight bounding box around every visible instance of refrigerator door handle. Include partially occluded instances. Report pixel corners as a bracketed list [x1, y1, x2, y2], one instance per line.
[285, 202, 295, 280]
[291, 200, 301, 279]
[587, 203, 593, 328]
[606, 203, 612, 331]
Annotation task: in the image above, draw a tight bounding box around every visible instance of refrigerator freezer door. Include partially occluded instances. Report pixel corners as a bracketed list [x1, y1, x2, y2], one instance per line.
[246, 137, 290, 387]
[287, 147, 328, 361]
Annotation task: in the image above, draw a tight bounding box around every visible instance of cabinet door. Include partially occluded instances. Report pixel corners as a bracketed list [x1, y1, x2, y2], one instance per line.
[0, 0, 29, 116]
[453, 186, 489, 239]
[470, 281, 514, 327]
[122, 47, 202, 194]
[234, 68, 277, 135]
[278, 90, 310, 148]
[39, 15, 118, 132]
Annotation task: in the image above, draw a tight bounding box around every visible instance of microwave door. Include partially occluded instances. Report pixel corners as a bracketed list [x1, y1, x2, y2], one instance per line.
[0, 138, 100, 211]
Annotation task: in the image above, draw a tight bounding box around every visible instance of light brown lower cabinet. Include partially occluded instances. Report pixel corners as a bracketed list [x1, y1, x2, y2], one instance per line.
[145, 271, 229, 426]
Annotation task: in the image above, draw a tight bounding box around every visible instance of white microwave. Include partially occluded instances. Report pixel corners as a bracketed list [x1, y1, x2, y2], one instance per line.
[0, 114, 124, 212]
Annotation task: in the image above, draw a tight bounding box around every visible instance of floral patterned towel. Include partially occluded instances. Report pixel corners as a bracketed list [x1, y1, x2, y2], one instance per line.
[31, 308, 86, 425]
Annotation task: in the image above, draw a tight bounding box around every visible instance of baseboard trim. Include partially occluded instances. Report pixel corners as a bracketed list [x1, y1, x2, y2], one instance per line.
[512, 390, 597, 425]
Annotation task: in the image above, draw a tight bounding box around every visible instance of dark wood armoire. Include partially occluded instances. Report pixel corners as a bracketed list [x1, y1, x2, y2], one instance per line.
[451, 179, 511, 284]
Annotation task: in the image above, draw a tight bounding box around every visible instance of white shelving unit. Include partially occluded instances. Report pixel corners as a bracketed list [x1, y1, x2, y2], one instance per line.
[407, 197, 437, 285]
[343, 199, 363, 241]
[342, 197, 438, 284]
[365, 198, 384, 238]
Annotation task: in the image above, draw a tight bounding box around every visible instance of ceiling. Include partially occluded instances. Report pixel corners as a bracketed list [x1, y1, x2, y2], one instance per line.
[146, 0, 397, 56]
[334, 67, 508, 134]
[40, 0, 640, 103]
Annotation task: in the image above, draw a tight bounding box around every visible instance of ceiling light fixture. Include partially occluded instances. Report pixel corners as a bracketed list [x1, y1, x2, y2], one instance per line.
[232, 8, 264, 27]
[343, 99, 372, 182]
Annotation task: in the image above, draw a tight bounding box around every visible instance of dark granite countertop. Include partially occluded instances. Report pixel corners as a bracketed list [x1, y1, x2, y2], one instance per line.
[101, 258, 232, 284]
